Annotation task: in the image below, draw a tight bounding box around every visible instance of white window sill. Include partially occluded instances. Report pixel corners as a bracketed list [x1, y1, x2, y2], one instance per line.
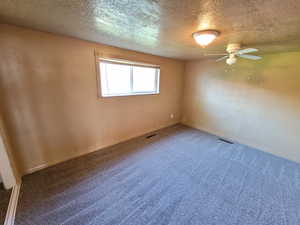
[101, 92, 160, 98]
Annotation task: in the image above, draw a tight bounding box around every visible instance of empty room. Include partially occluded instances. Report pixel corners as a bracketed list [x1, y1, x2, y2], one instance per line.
[0, 0, 300, 225]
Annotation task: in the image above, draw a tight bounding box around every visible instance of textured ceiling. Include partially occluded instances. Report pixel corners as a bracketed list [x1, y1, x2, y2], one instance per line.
[1, 0, 300, 59]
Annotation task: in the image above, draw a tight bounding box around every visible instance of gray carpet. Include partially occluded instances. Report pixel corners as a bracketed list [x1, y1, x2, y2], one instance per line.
[0, 183, 11, 225]
[16, 124, 300, 225]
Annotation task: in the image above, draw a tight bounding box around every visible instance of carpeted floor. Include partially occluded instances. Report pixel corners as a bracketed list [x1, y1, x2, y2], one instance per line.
[16, 124, 300, 225]
[0, 183, 11, 225]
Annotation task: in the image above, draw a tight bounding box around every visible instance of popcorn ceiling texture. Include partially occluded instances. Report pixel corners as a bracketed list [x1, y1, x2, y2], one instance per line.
[1, 0, 300, 59]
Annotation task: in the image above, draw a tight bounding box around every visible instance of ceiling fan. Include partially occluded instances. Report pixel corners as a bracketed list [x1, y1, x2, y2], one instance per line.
[206, 44, 262, 65]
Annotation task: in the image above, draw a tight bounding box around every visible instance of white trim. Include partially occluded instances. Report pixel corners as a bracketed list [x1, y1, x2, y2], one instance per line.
[182, 122, 300, 164]
[0, 132, 17, 189]
[25, 164, 49, 174]
[24, 122, 180, 175]
[101, 92, 159, 98]
[98, 60, 160, 98]
[183, 122, 269, 151]
[99, 57, 160, 69]
[4, 182, 21, 225]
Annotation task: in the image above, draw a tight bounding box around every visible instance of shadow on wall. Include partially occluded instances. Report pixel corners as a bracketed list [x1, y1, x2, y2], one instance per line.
[183, 52, 300, 162]
[0, 24, 185, 175]
[0, 47, 96, 173]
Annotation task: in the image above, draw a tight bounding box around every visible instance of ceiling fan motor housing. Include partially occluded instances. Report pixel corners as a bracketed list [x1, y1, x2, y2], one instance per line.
[226, 43, 241, 54]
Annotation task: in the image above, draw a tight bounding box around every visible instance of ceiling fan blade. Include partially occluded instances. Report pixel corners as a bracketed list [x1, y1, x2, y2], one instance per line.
[216, 55, 228, 62]
[237, 48, 258, 55]
[238, 54, 262, 60]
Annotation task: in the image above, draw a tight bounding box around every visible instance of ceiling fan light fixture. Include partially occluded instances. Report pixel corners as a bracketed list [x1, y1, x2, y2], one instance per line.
[193, 30, 220, 47]
[226, 57, 237, 65]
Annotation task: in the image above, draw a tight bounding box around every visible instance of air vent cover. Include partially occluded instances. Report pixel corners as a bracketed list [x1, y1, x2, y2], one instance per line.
[146, 134, 157, 139]
[218, 138, 234, 144]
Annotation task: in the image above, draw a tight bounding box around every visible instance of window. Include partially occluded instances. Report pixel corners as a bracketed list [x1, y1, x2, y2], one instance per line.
[98, 59, 160, 97]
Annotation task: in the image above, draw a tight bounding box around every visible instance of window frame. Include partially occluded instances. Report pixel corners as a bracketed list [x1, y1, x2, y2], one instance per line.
[96, 58, 160, 98]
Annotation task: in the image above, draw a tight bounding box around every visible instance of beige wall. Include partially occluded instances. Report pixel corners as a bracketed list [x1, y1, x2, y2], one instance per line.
[0, 24, 185, 175]
[183, 52, 300, 163]
[2, 23, 299, 176]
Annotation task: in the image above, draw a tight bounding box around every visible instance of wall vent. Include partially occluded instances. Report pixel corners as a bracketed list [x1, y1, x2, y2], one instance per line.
[218, 138, 234, 144]
[146, 134, 157, 139]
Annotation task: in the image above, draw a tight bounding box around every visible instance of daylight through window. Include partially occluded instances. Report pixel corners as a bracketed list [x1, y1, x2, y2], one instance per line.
[99, 59, 160, 97]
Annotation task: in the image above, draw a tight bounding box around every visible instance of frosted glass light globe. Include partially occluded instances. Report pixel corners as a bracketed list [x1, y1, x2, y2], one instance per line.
[193, 30, 220, 47]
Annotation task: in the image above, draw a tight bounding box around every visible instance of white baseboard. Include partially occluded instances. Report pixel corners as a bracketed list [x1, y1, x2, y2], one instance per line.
[4, 182, 21, 225]
[183, 122, 272, 151]
[183, 122, 300, 164]
[24, 122, 180, 175]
